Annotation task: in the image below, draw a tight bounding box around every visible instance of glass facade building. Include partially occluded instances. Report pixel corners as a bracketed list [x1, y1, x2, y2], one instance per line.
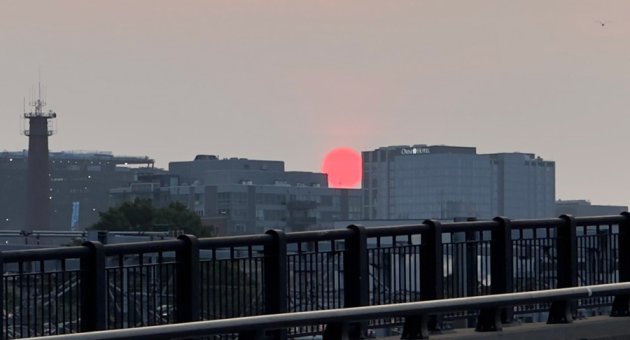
[363, 145, 555, 220]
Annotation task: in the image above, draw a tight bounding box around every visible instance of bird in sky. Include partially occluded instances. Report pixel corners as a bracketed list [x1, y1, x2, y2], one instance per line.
[596, 20, 610, 27]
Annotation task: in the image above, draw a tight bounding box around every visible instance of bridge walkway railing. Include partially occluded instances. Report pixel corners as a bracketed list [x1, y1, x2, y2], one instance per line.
[1, 213, 629, 339]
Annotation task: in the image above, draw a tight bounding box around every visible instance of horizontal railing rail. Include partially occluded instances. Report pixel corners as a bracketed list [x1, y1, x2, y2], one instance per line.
[2, 246, 90, 262]
[21, 282, 630, 340]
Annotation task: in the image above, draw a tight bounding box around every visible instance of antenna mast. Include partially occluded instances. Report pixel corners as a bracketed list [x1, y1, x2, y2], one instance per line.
[23, 75, 58, 231]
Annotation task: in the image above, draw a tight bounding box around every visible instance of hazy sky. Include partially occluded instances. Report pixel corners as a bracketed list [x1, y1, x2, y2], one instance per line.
[1, 1, 629, 206]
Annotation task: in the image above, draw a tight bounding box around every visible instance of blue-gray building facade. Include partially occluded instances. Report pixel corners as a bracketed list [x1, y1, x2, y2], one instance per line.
[110, 155, 362, 235]
[362, 145, 555, 220]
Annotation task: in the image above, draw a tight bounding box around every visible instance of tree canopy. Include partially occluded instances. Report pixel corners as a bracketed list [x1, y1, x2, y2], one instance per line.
[92, 198, 212, 237]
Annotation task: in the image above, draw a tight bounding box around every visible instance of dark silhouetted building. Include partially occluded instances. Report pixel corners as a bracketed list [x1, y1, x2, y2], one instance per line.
[0, 151, 154, 230]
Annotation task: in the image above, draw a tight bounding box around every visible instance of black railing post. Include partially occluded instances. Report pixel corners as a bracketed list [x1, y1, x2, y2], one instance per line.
[264, 229, 288, 314]
[337, 224, 368, 338]
[465, 218, 478, 328]
[612, 212, 630, 316]
[420, 220, 443, 301]
[490, 217, 514, 296]
[465, 229, 478, 299]
[80, 241, 106, 332]
[548, 214, 577, 324]
[415, 219, 443, 333]
[262, 229, 287, 340]
[175, 234, 200, 323]
[477, 216, 514, 331]
[343, 224, 368, 308]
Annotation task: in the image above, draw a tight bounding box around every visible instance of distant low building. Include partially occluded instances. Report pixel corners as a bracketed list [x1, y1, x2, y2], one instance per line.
[110, 155, 362, 235]
[0, 150, 154, 230]
[555, 199, 627, 217]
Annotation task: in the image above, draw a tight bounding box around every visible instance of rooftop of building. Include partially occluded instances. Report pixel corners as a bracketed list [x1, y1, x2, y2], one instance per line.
[170, 155, 285, 171]
[0, 150, 154, 165]
[556, 199, 627, 208]
[364, 144, 551, 162]
[367, 144, 477, 155]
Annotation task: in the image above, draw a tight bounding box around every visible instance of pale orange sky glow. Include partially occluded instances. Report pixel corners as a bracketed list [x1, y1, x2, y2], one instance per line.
[1, 0, 629, 206]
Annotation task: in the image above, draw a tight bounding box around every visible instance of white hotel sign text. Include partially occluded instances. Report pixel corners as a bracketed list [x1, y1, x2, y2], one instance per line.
[400, 147, 430, 155]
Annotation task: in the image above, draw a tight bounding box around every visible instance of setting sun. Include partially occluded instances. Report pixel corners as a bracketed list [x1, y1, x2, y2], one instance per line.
[321, 147, 362, 189]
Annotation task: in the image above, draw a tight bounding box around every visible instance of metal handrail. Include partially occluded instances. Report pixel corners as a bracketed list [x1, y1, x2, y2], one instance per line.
[1, 213, 627, 262]
[23, 282, 630, 340]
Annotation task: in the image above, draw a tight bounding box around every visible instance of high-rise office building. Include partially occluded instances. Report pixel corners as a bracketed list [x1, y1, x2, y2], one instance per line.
[362, 145, 555, 220]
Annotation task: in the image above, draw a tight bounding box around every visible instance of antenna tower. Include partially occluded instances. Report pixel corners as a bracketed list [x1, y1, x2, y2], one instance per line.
[23, 81, 57, 231]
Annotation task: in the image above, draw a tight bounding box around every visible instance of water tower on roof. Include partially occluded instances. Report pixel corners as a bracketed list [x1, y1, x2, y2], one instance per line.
[23, 83, 57, 231]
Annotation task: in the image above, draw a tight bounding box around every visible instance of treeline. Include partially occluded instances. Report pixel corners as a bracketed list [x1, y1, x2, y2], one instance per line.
[92, 198, 212, 237]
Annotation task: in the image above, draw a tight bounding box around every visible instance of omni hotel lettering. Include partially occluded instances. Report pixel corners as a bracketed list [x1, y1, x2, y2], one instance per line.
[400, 147, 430, 155]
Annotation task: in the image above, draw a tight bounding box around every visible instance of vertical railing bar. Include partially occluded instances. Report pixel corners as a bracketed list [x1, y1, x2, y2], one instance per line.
[132, 263, 137, 326]
[374, 242, 379, 305]
[25, 262, 31, 337]
[611, 212, 630, 316]
[80, 241, 106, 332]
[421, 219, 443, 331]
[43, 268, 48, 335]
[218, 258, 224, 319]
[340, 224, 367, 338]
[233, 254, 238, 317]
[287, 251, 301, 311]
[174, 235, 200, 323]
[547, 215, 577, 324]
[316, 246, 321, 311]
[200, 258, 205, 321]
[59, 259, 65, 334]
[326, 241, 331, 310]
[33, 260, 44, 336]
[212, 254, 217, 320]
[138, 253, 144, 326]
[319, 245, 325, 312]
[152, 256, 157, 325]
[166, 259, 171, 324]
[120, 255, 127, 328]
[264, 229, 287, 340]
[476, 217, 512, 331]
[247, 246, 253, 316]
[0, 253, 3, 340]
[403, 241, 408, 301]
[67, 269, 71, 334]
[50, 259, 58, 334]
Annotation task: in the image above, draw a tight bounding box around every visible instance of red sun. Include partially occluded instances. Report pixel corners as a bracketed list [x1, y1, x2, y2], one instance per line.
[321, 147, 362, 188]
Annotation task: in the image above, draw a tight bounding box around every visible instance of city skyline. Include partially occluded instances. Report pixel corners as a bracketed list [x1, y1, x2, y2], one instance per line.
[1, 1, 629, 206]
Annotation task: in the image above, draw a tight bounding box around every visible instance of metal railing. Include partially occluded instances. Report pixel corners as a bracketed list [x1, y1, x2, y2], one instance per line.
[1, 212, 628, 339]
[22, 282, 630, 340]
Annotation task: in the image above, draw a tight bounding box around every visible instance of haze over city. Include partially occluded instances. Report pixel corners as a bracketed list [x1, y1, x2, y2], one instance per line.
[1, 1, 629, 206]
